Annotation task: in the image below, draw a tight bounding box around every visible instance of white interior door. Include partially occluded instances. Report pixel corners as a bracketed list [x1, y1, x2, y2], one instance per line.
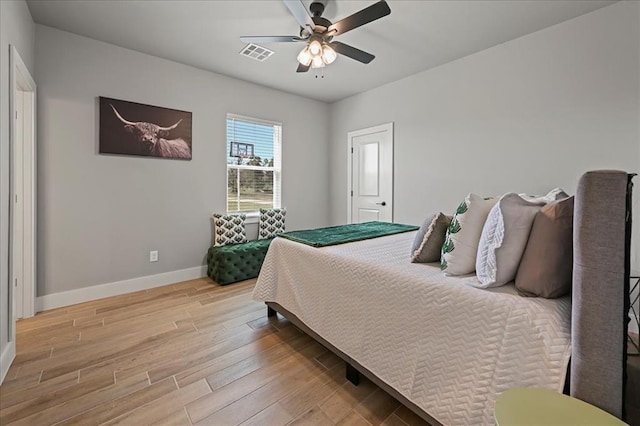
[3, 45, 36, 385]
[10, 45, 36, 323]
[13, 92, 25, 319]
[347, 123, 393, 223]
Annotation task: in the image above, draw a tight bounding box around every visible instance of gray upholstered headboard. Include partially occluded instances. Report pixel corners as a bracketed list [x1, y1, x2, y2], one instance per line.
[571, 170, 635, 420]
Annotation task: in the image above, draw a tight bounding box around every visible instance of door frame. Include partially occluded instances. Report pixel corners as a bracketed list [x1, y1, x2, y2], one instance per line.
[9, 45, 37, 323]
[346, 122, 394, 224]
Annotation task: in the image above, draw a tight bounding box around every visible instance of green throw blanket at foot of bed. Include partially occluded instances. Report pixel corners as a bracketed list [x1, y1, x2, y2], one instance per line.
[277, 221, 419, 248]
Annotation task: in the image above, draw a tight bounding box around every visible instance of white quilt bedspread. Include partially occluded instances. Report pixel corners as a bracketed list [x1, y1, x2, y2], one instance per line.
[253, 231, 571, 425]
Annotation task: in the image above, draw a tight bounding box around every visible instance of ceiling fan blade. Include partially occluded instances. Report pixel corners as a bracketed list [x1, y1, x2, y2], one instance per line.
[240, 36, 303, 43]
[296, 63, 310, 73]
[330, 41, 375, 64]
[327, 1, 391, 36]
[283, 0, 315, 31]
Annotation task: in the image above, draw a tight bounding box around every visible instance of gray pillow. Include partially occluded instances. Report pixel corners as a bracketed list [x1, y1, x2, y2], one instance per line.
[515, 196, 574, 298]
[411, 213, 451, 263]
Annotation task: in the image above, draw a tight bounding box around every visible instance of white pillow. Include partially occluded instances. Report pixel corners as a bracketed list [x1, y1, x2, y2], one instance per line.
[441, 194, 498, 275]
[474, 193, 545, 288]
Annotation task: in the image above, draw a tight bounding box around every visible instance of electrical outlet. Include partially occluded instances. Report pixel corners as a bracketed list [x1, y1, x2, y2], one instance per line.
[150, 250, 158, 262]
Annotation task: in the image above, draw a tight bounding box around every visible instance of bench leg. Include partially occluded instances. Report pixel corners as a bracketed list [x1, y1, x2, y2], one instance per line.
[346, 362, 360, 386]
[267, 305, 277, 318]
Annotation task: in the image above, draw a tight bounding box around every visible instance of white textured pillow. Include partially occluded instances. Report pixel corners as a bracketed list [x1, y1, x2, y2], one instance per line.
[474, 193, 545, 288]
[441, 194, 498, 275]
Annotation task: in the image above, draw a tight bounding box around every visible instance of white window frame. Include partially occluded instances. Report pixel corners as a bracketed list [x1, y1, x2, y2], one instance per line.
[226, 113, 282, 221]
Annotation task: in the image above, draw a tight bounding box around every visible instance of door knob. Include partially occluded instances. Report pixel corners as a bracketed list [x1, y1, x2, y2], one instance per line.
[376, 201, 386, 206]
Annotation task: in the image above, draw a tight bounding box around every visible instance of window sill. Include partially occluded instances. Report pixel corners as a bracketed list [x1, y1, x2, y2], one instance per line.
[226, 212, 260, 224]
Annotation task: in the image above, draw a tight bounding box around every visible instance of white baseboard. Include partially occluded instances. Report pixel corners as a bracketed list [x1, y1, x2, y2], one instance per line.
[36, 265, 208, 312]
[0, 342, 16, 385]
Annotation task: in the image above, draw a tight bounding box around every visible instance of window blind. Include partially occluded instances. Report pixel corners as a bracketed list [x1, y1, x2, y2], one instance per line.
[226, 115, 282, 213]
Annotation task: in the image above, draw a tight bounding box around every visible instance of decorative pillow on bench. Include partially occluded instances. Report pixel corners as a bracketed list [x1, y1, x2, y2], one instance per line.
[259, 208, 286, 240]
[213, 213, 247, 246]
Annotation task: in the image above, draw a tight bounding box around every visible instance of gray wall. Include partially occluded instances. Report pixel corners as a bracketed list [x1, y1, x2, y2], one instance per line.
[0, 0, 35, 369]
[35, 25, 330, 296]
[329, 1, 640, 269]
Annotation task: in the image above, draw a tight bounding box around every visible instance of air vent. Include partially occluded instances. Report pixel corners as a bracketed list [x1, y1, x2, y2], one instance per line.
[239, 44, 274, 62]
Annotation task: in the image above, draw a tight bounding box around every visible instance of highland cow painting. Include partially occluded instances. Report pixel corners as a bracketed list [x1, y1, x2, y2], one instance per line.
[99, 97, 192, 160]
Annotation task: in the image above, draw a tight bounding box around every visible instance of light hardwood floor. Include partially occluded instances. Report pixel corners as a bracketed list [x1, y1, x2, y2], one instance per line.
[0, 278, 431, 426]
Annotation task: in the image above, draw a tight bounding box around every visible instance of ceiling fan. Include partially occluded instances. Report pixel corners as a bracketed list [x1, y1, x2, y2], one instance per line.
[240, 0, 391, 73]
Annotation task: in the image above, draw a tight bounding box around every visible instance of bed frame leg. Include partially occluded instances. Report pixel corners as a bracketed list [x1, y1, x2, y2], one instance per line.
[267, 305, 277, 318]
[346, 363, 360, 386]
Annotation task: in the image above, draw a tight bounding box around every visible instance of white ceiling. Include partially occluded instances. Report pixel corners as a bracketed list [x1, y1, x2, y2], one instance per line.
[26, 0, 615, 103]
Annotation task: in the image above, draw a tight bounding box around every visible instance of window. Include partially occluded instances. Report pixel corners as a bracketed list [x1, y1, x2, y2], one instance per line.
[226, 114, 281, 214]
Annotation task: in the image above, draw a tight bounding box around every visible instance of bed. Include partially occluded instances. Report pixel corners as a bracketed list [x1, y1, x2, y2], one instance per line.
[252, 170, 634, 425]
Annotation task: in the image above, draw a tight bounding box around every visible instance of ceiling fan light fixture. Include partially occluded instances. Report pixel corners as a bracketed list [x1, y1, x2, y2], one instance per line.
[308, 39, 322, 56]
[297, 46, 312, 66]
[311, 55, 325, 68]
[321, 44, 337, 64]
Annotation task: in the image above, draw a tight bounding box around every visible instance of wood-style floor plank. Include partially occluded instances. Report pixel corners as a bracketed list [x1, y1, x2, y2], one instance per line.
[240, 403, 294, 426]
[56, 377, 177, 426]
[319, 377, 379, 423]
[186, 339, 326, 424]
[204, 332, 311, 391]
[290, 406, 335, 426]
[103, 379, 211, 426]
[279, 362, 346, 419]
[354, 389, 401, 426]
[0, 370, 114, 424]
[9, 372, 149, 426]
[0, 370, 78, 411]
[0, 277, 432, 426]
[337, 411, 371, 426]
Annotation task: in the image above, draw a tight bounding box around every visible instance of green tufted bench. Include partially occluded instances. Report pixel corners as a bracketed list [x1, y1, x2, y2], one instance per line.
[206, 238, 274, 285]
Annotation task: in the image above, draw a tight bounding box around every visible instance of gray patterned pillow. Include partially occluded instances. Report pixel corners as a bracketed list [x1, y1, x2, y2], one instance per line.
[213, 213, 247, 246]
[258, 208, 286, 240]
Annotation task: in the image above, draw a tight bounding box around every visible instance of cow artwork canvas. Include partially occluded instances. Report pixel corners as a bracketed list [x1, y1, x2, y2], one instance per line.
[99, 97, 192, 160]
